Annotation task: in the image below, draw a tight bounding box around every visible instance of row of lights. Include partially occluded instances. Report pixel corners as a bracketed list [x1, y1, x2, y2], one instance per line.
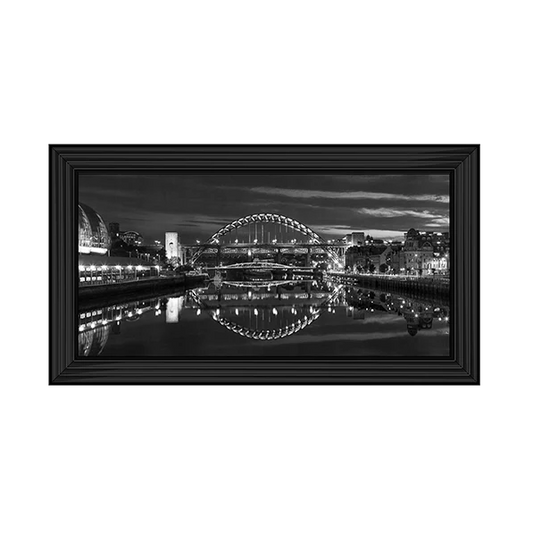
[212, 307, 286, 316]
[79, 301, 166, 332]
[79, 264, 160, 271]
[80, 303, 449, 333]
[208, 238, 331, 246]
[79, 315, 124, 332]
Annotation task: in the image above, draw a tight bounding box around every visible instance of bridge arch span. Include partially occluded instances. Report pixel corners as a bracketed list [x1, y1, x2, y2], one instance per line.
[212, 311, 321, 341]
[190, 213, 342, 266]
[188, 285, 343, 342]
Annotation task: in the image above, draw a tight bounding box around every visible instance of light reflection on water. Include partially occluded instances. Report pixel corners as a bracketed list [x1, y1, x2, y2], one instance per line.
[78, 281, 450, 358]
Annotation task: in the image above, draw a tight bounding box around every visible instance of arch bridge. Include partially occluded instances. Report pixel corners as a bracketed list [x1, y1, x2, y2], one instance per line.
[186, 213, 345, 268]
[188, 284, 344, 341]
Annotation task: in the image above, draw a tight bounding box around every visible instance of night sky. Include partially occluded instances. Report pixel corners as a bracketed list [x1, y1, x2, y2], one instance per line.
[79, 172, 449, 244]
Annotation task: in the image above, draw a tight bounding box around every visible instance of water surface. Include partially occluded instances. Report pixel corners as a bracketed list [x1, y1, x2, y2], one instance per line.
[78, 281, 450, 358]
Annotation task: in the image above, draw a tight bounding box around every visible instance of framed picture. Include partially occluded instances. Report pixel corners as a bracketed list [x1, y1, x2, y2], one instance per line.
[50, 145, 479, 384]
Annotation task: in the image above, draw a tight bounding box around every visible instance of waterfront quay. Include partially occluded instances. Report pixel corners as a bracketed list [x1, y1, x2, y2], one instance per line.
[77, 250, 200, 307]
[78, 255, 161, 286]
[77, 204, 451, 309]
[78, 273, 208, 307]
[328, 272, 450, 300]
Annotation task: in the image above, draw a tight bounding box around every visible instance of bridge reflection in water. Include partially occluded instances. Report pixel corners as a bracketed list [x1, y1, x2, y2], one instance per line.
[78, 279, 450, 357]
[189, 281, 343, 341]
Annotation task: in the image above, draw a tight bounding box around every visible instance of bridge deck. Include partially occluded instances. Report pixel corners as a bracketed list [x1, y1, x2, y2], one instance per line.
[220, 261, 295, 269]
[183, 242, 348, 249]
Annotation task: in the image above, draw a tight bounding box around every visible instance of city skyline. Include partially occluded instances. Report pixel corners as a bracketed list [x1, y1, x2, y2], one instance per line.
[79, 172, 449, 244]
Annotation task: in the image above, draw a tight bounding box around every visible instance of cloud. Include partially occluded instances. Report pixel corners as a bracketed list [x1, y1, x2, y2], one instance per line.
[308, 224, 407, 240]
[357, 208, 439, 219]
[354, 208, 450, 231]
[425, 218, 450, 227]
[310, 224, 366, 237]
[248, 187, 449, 203]
[80, 172, 450, 242]
[332, 173, 449, 182]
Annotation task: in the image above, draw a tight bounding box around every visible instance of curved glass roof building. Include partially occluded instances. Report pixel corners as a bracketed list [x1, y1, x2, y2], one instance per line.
[78, 326, 110, 356]
[78, 203, 110, 255]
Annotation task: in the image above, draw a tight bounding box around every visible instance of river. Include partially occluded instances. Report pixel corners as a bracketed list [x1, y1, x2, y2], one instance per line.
[78, 280, 450, 358]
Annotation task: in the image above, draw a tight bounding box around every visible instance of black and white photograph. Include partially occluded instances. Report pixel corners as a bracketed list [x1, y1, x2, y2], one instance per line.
[51, 144, 477, 384]
[78, 171, 451, 359]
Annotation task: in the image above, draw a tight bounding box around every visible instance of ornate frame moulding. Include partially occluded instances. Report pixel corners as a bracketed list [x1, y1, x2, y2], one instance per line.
[46, 141, 484, 388]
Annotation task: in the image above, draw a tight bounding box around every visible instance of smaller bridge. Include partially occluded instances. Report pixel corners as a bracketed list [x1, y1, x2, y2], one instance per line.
[212, 261, 319, 287]
[221, 261, 295, 270]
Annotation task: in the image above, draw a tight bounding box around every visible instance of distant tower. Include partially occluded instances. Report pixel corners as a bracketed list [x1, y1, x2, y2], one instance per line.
[109, 222, 120, 239]
[350, 232, 365, 246]
[165, 296, 183, 323]
[165, 231, 182, 263]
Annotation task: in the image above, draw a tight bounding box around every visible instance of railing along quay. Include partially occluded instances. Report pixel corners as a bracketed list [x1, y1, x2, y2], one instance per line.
[328, 273, 450, 300]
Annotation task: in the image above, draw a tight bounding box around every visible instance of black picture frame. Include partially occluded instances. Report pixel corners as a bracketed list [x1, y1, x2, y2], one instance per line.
[50, 145, 479, 385]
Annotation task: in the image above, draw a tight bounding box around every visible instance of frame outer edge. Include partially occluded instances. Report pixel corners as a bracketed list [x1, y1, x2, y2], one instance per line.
[58, 152, 68, 374]
[47, 141, 482, 388]
[470, 146, 480, 382]
[50, 150, 60, 376]
[463, 157, 473, 375]
[458, 162, 468, 369]
[65, 163, 78, 368]
[46, 144, 52, 387]
[451, 166, 462, 366]
[478, 143, 485, 387]
[50, 147, 77, 383]
[465, 145, 479, 383]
